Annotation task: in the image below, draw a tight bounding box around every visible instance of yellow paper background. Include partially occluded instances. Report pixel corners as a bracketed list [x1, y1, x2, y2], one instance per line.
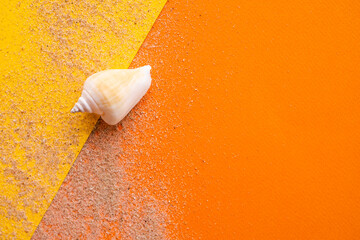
[0, 0, 166, 238]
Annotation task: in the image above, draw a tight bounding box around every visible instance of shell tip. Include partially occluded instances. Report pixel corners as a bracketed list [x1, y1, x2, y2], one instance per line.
[70, 106, 79, 113]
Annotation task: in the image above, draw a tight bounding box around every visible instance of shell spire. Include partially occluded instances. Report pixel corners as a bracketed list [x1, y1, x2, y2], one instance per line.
[71, 65, 152, 125]
[70, 105, 79, 113]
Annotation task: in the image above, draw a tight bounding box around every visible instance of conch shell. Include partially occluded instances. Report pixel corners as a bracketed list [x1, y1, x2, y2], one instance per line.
[71, 65, 152, 125]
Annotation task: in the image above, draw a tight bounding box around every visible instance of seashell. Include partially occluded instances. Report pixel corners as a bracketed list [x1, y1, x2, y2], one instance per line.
[71, 65, 152, 125]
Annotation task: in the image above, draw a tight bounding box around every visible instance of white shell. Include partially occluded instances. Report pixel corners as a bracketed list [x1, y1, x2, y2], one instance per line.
[71, 65, 152, 125]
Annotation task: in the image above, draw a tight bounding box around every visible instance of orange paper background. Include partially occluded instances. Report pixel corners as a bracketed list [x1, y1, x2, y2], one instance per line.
[34, 0, 360, 239]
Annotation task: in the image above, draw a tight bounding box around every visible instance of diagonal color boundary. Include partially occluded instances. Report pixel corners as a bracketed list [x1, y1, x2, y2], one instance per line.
[0, 0, 167, 239]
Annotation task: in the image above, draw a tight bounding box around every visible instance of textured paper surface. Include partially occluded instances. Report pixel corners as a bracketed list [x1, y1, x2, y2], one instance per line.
[35, 0, 360, 239]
